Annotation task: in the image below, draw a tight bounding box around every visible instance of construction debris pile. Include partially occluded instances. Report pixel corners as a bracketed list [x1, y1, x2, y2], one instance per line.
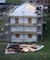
[5, 43, 44, 54]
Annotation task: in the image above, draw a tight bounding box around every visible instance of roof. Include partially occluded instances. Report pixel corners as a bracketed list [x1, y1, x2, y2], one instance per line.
[7, 2, 38, 17]
[0, 0, 5, 3]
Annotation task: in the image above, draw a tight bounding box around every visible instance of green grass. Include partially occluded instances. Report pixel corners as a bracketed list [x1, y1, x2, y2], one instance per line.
[0, 14, 50, 60]
[0, 17, 6, 33]
[6, 0, 22, 3]
[0, 20, 5, 33]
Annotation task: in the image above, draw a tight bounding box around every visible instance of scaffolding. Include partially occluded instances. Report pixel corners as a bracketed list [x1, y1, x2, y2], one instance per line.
[22, 0, 48, 41]
[1, 0, 48, 42]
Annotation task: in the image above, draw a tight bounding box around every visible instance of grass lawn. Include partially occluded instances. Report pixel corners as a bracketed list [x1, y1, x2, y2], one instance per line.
[0, 16, 6, 33]
[6, 0, 22, 3]
[0, 14, 50, 60]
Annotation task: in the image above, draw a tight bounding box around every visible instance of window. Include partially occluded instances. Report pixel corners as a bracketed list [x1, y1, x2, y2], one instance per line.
[15, 18, 19, 24]
[16, 34, 20, 38]
[28, 18, 32, 24]
[28, 34, 32, 38]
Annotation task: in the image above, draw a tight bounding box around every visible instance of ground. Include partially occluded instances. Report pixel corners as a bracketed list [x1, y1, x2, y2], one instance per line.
[0, 14, 50, 60]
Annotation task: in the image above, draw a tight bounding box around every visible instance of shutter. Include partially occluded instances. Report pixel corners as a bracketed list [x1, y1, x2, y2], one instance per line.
[28, 18, 32, 24]
[15, 18, 19, 24]
[16, 34, 20, 38]
[28, 34, 32, 38]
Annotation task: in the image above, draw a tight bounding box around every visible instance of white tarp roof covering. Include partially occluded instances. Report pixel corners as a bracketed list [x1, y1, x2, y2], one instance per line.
[8, 2, 37, 17]
[0, 0, 5, 3]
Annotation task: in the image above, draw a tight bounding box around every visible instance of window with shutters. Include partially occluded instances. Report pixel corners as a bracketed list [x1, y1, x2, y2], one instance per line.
[28, 18, 32, 24]
[16, 34, 20, 38]
[28, 34, 32, 38]
[15, 18, 19, 24]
